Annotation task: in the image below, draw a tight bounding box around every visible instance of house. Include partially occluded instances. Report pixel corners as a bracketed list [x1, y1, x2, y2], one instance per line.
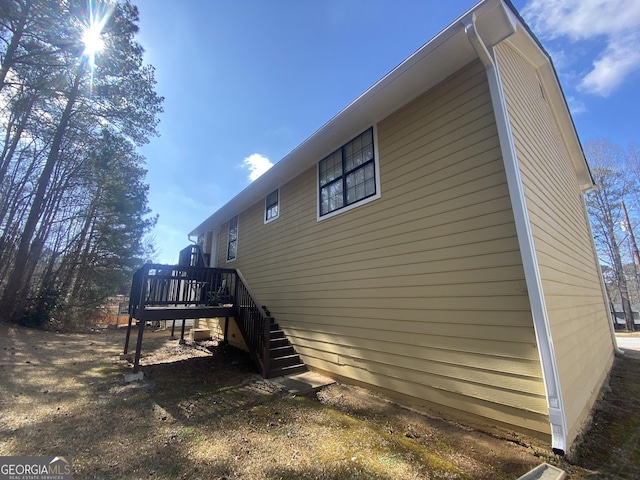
[186, 0, 617, 455]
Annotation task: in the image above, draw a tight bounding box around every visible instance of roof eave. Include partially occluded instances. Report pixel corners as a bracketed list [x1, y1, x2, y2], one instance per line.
[190, 0, 590, 237]
[499, 1, 593, 190]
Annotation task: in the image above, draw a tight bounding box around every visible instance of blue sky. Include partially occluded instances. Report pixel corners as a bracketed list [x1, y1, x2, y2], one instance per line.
[132, 0, 640, 264]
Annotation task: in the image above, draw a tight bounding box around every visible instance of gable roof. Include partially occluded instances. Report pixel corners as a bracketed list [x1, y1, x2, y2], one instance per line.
[190, 0, 590, 237]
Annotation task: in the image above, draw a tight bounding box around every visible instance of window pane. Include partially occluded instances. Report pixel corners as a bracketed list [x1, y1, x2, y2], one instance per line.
[321, 181, 343, 214]
[227, 215, 238, 260]
[352, 136, 361, 152]
[320, 199, 329, 215]
[266, 205, 278, 220]
[320, 151, 342, 185]
[344, 129, 373, 173]
[345, 164, 374, 205]
[365, 163, 374, 179]
[361, 129, 372, 146]
[346, 171, 357, 203]
[345, 155, 354, 172]
[227, 241, 237, 260]
[266, 189, 279, 221]
[319, 128, 376, 217]
[365, 164, 375, 196]
[330, 182, 343, 210]
[365, 178, 375, 196]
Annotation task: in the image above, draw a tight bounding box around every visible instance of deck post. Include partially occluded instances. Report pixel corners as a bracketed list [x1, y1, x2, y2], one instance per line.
[123, 314, 133, 354]
[224, 316, 229, 343]
[132, 319, 146, 373]
[170, 319, 176, 339]
[179, 318, 187, 343]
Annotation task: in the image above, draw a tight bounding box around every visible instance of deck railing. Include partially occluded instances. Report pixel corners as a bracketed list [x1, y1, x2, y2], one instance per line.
[128, 264, 236, 313]
[127, 264, 272, 377]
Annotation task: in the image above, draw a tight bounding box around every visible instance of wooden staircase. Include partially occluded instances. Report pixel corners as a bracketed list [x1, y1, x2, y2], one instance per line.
[268, 318, 306, 377]
[124, 258, 306, 379]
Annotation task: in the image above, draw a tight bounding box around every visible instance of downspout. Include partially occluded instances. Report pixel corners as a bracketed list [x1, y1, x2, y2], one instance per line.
[464, 14, 568, 455]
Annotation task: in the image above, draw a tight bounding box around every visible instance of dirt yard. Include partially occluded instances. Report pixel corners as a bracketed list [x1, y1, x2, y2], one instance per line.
[1, 323, 638, 479]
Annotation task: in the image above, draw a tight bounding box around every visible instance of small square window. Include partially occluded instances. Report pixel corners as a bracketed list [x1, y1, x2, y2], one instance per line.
[265, 189, 279, 223]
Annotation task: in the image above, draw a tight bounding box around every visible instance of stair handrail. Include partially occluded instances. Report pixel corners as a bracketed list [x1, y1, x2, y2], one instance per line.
[234, 269, 271, 377]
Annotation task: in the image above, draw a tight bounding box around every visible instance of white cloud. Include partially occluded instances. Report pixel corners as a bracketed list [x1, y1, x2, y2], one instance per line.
[566, 96, 586, 115]
[580, 31, 640, 96]
[243, 153, 273, 181]
[523, 0, 640, 96]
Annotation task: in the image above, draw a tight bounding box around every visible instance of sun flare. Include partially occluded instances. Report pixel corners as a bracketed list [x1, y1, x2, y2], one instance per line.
[82, 22, 105, 56]
[81, 1, 115, 90]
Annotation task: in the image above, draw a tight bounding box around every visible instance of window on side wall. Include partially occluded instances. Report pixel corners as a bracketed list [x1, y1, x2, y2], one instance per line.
[226, 215, 238, 262]
[318, 127, 378, 219]
[265, 189, 279, 223]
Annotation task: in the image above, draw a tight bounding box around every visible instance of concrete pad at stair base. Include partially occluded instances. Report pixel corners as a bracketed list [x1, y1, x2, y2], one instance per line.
[270, 371, 335, 395]
[516, 463, 566, 480]
[124, 372, 144, 383]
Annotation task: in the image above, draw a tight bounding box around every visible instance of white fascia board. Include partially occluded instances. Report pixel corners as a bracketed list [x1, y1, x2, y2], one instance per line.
[190, 0, 514, 237]
[502, 26, 593, 191]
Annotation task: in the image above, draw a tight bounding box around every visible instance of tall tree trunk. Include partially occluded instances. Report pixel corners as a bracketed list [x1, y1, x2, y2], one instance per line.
[58, 200, 97, 300]
[0, 0, 33, 93]
[0, 93, 36, 186]
[0, 67, 82, 320]
[608, 217, 636, 331]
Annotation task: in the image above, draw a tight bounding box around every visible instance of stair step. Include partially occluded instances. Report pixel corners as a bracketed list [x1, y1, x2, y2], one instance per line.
[270, 345, 295, 357]
[268, 363, 307, 378]
[270, 329, 286, 340]
[270, 354, 303, 369]
[270, 337, 289, 349]
[270, 322, 280, 331]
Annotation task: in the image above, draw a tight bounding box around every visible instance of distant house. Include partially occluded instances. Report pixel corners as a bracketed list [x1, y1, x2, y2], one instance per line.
[188, 0, 616, 455]
[612, 304, 640, 329]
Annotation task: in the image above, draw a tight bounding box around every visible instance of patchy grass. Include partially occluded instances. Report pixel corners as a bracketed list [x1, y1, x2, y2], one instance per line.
[0, 323, 639, 479]
[572, 353, 640, 479]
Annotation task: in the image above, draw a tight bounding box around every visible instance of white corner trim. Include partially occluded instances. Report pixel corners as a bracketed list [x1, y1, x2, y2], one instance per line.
[579, 194, 623, 355]
[464, 15, 568, 454]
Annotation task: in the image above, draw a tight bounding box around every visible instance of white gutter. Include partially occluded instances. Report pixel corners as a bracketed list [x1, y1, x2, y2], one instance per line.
[463, 12, 568, 455]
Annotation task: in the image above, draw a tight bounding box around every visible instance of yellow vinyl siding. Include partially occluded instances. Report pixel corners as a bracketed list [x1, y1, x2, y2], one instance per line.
[496, 43, 614, 446]
[216, 60, 549, 437]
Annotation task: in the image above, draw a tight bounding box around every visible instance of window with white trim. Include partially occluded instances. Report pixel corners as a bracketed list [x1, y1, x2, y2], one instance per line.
[265, 189, 279, 223]
[226, 215, 238, 262]
[319, 128, 376, 217]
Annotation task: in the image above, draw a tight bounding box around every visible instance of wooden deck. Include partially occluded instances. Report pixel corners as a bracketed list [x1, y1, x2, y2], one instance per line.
[125, 262, 305, 378]
[132, 305, 234, 322]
